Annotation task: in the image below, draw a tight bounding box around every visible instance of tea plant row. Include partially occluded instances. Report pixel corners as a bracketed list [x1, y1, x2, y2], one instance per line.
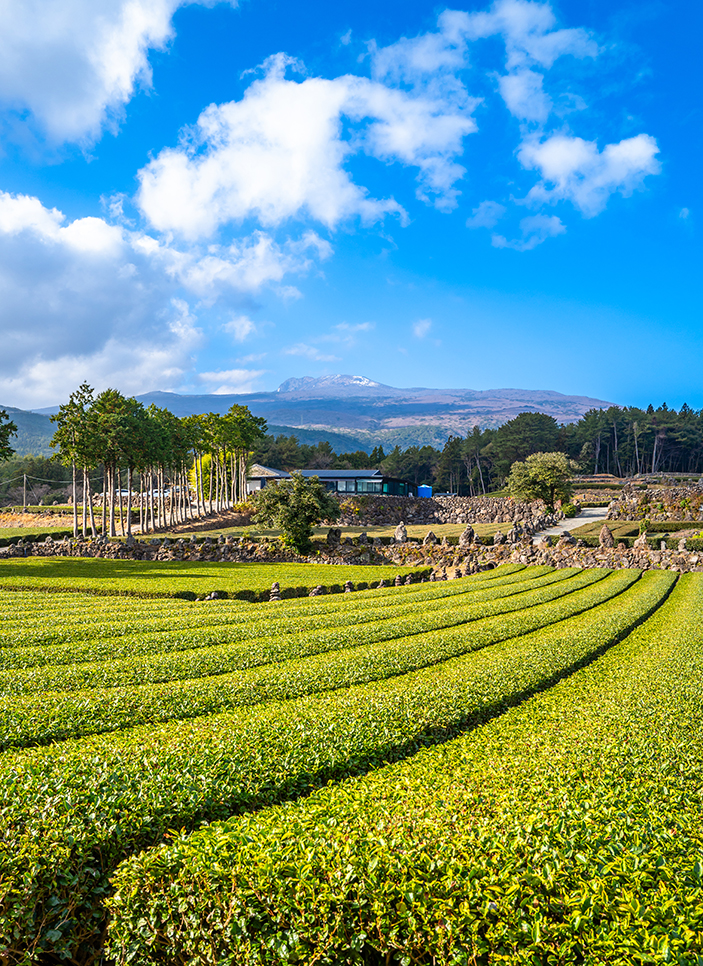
[109, 573, 703, 964]
[0, 569, 675, 961]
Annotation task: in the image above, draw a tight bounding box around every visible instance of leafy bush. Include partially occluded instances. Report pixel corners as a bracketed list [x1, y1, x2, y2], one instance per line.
[507, 452, 573, 512]
[561, 502, 579, 517]
[253, 473, 340, 552]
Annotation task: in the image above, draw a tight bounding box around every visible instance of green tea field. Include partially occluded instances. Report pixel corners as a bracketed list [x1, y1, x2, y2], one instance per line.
[0, 561, 700, 964]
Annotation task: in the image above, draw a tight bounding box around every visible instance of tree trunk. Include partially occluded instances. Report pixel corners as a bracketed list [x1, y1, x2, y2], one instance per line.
[117, 467, 125, 536]
[139, 474, 144, 534]
[88, 475, 97, 538]
[148, 470, 155, 533]
[72, 462, 78, 537]
[109, 466, 116, 537]
[127, 466, 132, 537]
[82, 467, 87, 537]
[102, 468, 107, 536]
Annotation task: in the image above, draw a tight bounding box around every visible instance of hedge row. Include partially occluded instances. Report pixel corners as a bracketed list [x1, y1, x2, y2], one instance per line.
[0, 566, 538, 661]
[575, 533, 703, 551]
[0, 570, 674, 961]
[0, 557, 432, 601]
[0, 570, 596, 695]
[0, 570, 627, 749]
[0, 568, 564, 676]
[108, 572, 701, 966]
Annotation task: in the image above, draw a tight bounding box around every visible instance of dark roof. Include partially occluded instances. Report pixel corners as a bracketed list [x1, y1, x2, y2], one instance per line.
[297, 469, 382, 479]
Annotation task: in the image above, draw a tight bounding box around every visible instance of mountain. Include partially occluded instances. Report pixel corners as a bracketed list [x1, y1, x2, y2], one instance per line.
[1, 406, 55, 457]
[277, 374, 387, 393]
[13, 376, 616, 455]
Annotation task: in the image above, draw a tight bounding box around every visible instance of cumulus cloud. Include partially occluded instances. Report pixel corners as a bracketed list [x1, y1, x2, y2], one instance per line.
[412, 318, 432, 338]
[137, 50, 479, 237]
[372, 1, 596, 126]
[0, 0, 236, 144]
[0, 190, 328, 407]
[222, 314, 258, 341]
[467, 199, 506, 229]
[520, 132, 661, 216]
[492, 213, 565, 250]
[498, 69, 551, 123]
[197, 368, 266, 394]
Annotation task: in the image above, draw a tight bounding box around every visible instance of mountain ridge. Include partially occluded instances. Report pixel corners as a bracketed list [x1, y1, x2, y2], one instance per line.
[6, 376, 616, 456]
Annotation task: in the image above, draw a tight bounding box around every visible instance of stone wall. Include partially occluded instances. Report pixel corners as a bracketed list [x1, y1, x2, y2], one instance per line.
[333, 493, 559, 532]
[607, 484, 703, 522]
[384, 532, 703, 575]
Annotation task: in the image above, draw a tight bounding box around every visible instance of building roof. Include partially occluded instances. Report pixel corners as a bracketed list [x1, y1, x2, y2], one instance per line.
[248, 463, 291, 479]
[297, 469, 382, 479]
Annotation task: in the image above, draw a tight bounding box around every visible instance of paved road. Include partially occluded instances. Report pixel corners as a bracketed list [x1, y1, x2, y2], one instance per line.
[532, 505, 610, 544]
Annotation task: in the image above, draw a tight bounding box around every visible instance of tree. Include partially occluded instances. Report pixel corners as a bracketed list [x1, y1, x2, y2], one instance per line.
[0, 410, 17, 463]
[50, 383, 95, 536]
[507, 451, 573, 512]
[252, 473, 340, 553]
[486, 412, 562, 481]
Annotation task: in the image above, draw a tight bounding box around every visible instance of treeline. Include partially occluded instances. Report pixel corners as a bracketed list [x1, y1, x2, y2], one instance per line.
[254, 404, 703, 494]
[39, 383, 266, 536]
[2, 395, 701, 516]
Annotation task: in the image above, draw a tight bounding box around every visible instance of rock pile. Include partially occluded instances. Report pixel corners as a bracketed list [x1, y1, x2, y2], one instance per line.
[608, 484, 703, 522]
[384, 532, 703, 576]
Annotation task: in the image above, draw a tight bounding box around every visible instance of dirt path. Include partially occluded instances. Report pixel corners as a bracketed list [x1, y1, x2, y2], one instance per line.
[532, 505, 610, 544]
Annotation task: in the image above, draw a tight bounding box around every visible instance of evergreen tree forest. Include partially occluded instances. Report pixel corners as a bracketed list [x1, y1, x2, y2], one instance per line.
[253, 404, 703, 495]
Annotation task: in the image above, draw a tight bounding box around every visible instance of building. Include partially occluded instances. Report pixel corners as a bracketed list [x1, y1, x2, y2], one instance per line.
[247, 465, 416, 497]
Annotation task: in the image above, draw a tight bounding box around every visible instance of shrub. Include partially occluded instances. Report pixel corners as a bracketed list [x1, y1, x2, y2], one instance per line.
[253, 473, 340, 553]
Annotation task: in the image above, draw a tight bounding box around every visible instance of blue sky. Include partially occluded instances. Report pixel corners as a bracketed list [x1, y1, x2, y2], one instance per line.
[0, 0, 698, 410]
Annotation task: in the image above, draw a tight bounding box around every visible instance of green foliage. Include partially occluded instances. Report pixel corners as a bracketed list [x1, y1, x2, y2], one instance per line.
[507, 451, 573, 511]
[253, 472, 341, 552]
[561, 502, 579, 517]
[0, 409, 17, 463]
[0, 556, 421, 600]
[0, 567, 675, 959]
[107, 573, 699, 965]
[0, 568, 612, 748]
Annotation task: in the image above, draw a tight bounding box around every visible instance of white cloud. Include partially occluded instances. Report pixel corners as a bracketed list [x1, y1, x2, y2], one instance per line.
[0, 0, 236, 144]
[520, 132, 661, 216]
[461, 0, 598, 71]
[492, 213, 565, 250]
[498, 69, 551, 123]
[137, 50, 479, 237]
[2, 300, 202, 410]
[679, 207, 690, 220]
[0, 189, 329, 407]
[412, 318, 432, 338]
[282, 343, 340, 362]
[237, 352, 267, 363]
[373, 1, 596, 127]
[222, 314, 258, 341]
[198, 368, 266, 394]
[467, 199, 506, 229]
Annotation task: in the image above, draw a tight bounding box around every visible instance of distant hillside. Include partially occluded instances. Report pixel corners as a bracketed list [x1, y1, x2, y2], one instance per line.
[16, 375, 616, 455]
[131, 376, 614, 443]
[1, 406, 55, 457]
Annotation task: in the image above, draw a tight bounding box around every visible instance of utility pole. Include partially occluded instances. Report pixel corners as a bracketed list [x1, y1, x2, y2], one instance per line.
[23, 474, 26, 510]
